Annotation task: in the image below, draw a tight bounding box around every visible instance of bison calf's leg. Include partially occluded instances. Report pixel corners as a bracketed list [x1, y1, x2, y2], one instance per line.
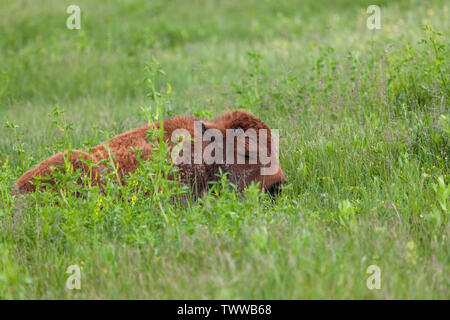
[15, 150, 103, 194]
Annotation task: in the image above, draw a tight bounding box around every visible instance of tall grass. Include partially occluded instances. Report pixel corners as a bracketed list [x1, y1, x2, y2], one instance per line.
[0, 0, 448, 299]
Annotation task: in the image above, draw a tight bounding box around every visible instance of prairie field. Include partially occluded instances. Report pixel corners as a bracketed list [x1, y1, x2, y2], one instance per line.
[0, 0, 449, 299]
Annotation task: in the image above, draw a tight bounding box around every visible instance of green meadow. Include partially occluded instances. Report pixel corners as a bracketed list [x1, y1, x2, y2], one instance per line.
[0, 0, 448, 299]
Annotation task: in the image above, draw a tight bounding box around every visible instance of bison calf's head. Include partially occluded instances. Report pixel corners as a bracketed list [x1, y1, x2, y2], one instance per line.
[174, 110, 287, 196]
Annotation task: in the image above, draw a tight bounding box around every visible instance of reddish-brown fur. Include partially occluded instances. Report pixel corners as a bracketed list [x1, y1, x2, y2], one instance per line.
[14, 110, 286, 196]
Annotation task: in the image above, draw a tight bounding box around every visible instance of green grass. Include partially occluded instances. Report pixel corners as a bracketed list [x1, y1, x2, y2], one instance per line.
[0, 0, 449, 299]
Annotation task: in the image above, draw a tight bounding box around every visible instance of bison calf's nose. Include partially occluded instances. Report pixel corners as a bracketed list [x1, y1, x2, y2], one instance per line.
[267, 182, 283, 197]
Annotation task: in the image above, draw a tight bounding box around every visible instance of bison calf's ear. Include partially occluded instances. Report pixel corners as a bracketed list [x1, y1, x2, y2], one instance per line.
[194, 120, 208, 136]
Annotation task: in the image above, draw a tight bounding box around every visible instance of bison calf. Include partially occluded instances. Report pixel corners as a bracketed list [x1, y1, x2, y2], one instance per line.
[15, 110, 286, 196]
